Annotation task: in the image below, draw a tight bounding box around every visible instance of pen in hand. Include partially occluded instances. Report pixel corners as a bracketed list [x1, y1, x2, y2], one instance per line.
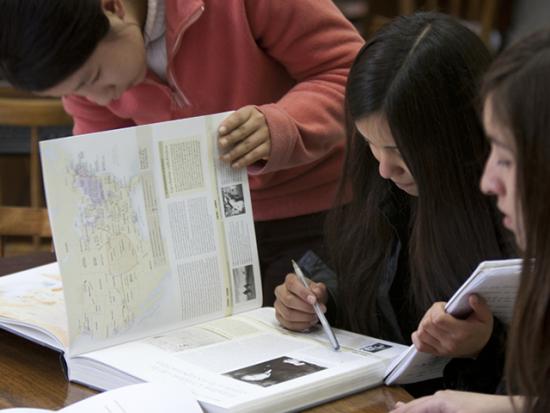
[291, 260, 340, 351]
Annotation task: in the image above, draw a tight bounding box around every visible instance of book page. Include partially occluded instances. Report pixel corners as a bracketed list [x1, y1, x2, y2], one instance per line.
[384, 259, 522, 385]
[78, 308, 406, 412]
[40, 113, 261, 356]
[0, 383, 201, 413]
[60, 382, 202, 413]
[150, 113, 262, 322]
[0, 262, 67, 350]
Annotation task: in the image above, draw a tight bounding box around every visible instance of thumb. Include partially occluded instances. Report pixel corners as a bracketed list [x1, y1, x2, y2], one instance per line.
[468, 294, 492, 323]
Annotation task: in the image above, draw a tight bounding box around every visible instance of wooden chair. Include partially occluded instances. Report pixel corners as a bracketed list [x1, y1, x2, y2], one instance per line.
[398, 0, 498, 45]
[0, 206, 51, 256]
[0, 87, 72, 210]
[364, 0, 501, 46]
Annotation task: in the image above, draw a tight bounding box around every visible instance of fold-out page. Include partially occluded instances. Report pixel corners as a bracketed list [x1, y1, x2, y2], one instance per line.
[40, 113, 261, 356]
[384, 259, 522, 385]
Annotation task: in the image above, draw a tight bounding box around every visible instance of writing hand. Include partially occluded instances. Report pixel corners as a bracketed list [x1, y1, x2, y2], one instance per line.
[274, 273, 328, 331]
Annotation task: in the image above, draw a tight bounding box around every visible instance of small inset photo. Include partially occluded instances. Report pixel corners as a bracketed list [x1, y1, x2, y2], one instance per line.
[224, 356, 326, 388]
[359, 342, 392, 353]
[221, 184, 245, 217]
[233, 264, 256, 303]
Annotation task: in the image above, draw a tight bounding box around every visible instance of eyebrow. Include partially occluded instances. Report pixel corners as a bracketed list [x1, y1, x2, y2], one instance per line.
[75, 68, 101, 92]
[363, 138, 399, 150]
[487, 134, 514, 153]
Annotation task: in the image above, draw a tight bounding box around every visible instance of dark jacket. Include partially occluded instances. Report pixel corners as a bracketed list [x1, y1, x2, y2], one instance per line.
[298, 190, 508, 396]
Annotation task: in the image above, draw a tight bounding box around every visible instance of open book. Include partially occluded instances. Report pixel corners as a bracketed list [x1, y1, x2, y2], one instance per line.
[0, 113, 407, 413]
[1, 382, 203, 413]
[384, 258, 522, 385]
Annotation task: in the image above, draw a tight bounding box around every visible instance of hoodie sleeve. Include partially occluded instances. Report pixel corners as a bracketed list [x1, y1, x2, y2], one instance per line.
[243, 0, 364, 175]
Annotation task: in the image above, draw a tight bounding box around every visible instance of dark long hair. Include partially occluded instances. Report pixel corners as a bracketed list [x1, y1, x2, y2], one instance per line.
[326, 12, 509, 337]
[481, 30, 550, 413]
[0, 0, 109, 91]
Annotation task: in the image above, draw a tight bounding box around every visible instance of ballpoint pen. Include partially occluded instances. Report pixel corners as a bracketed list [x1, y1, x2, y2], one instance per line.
[291, 260, 340, 351]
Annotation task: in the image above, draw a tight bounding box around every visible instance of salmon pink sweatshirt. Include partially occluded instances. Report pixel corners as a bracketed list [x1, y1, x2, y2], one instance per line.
[63, 0, 364, 221]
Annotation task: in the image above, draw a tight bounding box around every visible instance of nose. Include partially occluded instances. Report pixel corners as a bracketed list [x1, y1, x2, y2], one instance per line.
[84, 85, 118, 106]
[480, 158, 503, 196]
[378, 153, 402, 180]
[86, 92, 112, 106]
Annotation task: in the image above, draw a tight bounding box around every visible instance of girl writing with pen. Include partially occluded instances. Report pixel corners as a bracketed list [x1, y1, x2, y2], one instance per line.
[274, 12, 514, 396]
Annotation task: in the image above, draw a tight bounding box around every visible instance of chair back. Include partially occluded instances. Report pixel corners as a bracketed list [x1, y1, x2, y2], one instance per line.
[398, 0, 498, 45]
[0, 89, 72, 209]
[364, 0, 500, 46]
[0, 206, 51, 256]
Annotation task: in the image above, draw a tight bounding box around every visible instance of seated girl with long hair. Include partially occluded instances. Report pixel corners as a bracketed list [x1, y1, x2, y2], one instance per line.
[391, 27, 550, 413]
[274, 12, 514, 395]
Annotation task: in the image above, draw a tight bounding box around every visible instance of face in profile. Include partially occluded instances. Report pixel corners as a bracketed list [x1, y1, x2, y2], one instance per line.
[355, 114, 418, 196]
[480, 96, 524, 249]
[39, 10, 147, 106]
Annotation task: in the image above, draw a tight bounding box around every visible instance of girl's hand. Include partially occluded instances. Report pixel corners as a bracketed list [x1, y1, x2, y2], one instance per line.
[411, 295, 493, 358]
[274, 273, 328, 331]
[390, 390, 517, 413]
[218, 106, 271, 168]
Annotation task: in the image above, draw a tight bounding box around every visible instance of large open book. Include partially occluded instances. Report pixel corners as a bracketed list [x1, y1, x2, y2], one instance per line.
[384, 258, 522, 385]
[0, 113, 407, 413]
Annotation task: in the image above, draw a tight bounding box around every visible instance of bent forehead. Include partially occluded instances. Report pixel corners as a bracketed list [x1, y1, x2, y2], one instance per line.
[355, 113, 396, 147]
[483, 96, 516, 152]
[37, 64, 90, 97]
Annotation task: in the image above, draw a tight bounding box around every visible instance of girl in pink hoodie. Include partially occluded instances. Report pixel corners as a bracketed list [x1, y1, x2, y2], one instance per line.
[0, 0, 364, 304]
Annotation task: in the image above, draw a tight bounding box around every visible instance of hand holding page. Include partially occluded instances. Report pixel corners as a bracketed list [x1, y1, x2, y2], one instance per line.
[384, 258, 522, 385]
[291, 260, 340, 351]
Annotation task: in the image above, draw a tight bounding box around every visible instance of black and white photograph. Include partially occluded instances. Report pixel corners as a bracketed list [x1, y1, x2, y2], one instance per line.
[224, 356, 326, 388]
[359, 342, 392, 353]
[232, 264, 256, 303]
[221, 184, 245, 217]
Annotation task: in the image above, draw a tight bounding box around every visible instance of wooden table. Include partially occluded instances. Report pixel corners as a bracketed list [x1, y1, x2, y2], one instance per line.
[0, 252, 413, 412]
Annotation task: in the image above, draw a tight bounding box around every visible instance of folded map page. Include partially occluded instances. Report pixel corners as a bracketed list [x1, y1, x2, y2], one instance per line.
[40, 112, 262, 357]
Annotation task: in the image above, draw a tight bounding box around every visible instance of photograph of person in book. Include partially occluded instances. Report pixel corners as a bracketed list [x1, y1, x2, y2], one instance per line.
[391, 27, 550, 413]
[274, 12, 516, 397]
[222, 184, 246, 218]
[0, 0, 365, 307]
[224, 356, 326, 388]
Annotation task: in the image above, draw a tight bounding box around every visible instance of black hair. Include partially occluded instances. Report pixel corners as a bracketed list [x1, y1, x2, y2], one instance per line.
[326, 12, 511, 337]
[0, 0, 110, 91]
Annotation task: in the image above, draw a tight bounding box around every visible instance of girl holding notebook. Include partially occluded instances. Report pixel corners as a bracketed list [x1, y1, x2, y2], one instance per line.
[391, 28, 550, 413]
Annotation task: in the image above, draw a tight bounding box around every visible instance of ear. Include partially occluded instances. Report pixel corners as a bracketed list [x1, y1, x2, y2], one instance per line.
[100, 0, 125, 19]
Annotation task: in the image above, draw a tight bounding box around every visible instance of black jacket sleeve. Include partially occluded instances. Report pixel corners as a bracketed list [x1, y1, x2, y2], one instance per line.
[297, 250, 339, 324]
[443, 317, 507, 393]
